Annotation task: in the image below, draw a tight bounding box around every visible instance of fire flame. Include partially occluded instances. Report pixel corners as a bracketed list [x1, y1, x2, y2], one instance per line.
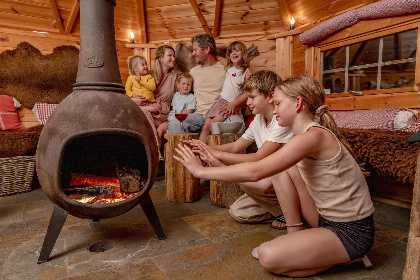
[67, 174, 139, 204]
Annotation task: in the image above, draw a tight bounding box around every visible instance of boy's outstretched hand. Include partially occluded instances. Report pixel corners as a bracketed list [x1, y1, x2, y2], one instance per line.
[174, 143, 205, 177]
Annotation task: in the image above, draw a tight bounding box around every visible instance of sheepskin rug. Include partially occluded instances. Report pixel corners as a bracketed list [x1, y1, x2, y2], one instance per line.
[341, 128, 420, 184]
[0, 42, 78, 109]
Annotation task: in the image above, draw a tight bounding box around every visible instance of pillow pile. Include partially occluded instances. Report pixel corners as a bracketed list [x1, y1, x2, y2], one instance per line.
[0, 95, 24, 131]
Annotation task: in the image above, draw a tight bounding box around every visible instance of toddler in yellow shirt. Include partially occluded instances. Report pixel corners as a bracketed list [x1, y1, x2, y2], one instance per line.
[126, 55, 161, 114]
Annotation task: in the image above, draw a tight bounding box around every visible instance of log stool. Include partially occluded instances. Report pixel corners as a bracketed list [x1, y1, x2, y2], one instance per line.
[164, 133, 201, 202]
[403, 152, 420, 279]
[208, 134, 245, 208]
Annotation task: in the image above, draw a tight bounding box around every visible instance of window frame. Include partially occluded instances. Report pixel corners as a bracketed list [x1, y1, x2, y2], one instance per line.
[311, 18, 420, 97]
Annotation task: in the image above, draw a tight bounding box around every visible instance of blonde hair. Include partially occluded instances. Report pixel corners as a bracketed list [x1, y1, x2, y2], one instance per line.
[225, 41, 249, 73]
[277, 74, 354, 155]
[239, 70, 282, 97]
[153, 45, 176, 85]
[127, 55, 147, 75]
[177, 72, 193, 84]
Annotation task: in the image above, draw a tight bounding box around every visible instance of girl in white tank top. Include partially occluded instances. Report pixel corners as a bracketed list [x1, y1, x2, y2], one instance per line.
[174, 74, 374, 277]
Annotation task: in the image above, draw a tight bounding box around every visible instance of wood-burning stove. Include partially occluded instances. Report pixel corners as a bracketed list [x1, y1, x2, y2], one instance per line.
[36, 0, 165, 264]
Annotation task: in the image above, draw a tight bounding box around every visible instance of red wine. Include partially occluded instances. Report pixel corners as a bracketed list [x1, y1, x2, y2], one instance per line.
[175, 113, 188, 122]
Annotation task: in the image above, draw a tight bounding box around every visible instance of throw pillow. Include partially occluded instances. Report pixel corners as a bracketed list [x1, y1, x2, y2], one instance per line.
[394, 109, 418, 130]
[32, 103, 59, 125]
[0, 95, 24, 131]
[403, 116, 420, 133]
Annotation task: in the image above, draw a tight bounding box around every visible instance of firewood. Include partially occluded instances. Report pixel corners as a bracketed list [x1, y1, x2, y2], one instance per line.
[119, 168, 143, 193]
[64, 185, 114, 196]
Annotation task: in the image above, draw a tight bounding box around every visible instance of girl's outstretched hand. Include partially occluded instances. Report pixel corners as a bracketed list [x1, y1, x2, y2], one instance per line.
[174, 143, 205, 177]
[194, 143, 223, 167]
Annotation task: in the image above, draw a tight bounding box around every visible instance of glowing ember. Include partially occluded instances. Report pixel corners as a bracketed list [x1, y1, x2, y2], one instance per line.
[67, 174, 139, 204]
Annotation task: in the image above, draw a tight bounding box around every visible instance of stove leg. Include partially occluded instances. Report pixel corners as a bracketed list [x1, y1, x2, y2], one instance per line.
[139, 193, 166, 240]
[37, 204, 68, 264]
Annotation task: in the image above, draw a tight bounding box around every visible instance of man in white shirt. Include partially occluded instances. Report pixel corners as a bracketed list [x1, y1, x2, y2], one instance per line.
[168, 34, 226, 133]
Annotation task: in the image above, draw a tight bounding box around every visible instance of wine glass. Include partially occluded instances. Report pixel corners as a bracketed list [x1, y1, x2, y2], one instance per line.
[174, 109, 188, 133]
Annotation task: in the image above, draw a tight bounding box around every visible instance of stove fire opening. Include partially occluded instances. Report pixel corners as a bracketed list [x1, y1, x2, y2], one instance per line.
[61, 133, 149, 204]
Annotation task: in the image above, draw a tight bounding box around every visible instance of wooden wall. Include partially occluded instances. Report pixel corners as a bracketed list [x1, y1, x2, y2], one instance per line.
[1, 0, 418, 111]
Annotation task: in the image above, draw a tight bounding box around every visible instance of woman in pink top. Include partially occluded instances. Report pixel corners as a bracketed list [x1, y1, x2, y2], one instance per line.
[151, 45, 178, 127]
[174, 74, 374, 277]
[131, 45, 177, 158]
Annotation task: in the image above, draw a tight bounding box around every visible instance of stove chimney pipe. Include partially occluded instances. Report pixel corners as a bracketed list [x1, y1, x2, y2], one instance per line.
[74, 0, 124, 92]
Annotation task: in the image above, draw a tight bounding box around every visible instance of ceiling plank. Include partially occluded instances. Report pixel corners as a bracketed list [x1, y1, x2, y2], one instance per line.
[49, 0, 64, 33]
[136, 0, 148, 43]
[275, 0, 292, 30]
[189, 0, 212, 36]
[213, 0, 223, 37]
[65, 0, 79, 34]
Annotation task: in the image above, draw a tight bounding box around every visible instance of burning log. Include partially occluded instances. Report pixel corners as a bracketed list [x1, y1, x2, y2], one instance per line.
[119, 168, 144, 193]
[63, 184, 115, 196]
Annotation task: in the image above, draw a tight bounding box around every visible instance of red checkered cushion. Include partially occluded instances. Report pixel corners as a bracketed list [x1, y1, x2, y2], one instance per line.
[403, 117, 420, 133]
[0, 95, 24, 131]
[32, 103, 58, 125]
[330, 108, 402, 130]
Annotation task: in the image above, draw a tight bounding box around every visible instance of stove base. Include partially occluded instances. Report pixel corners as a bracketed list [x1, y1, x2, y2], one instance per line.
[37, 193, 165, 263]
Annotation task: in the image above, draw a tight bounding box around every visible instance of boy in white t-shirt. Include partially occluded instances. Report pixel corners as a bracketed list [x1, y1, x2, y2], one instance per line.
[185, 70, 294, 224]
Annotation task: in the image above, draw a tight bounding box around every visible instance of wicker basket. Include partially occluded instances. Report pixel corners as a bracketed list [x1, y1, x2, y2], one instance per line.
[0, 156, 36, 196]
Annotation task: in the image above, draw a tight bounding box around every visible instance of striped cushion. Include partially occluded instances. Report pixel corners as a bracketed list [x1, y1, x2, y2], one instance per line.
[330, 108, 402, 130]
[0, 95, 24, 131]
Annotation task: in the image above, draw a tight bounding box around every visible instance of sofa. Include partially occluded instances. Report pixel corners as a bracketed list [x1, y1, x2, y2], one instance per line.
[331, 109, 420, 186]
[0, 42, 78, 196]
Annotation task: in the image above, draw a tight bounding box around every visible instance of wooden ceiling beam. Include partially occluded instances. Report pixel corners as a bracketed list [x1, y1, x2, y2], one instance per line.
[213, 0, 223, 37]
[65, 0, 79, 34]
[275, 0, 292, 30]
[49, 0, 64, 33]
[189, 0, 212, 36]
[135, 0, 148, 43]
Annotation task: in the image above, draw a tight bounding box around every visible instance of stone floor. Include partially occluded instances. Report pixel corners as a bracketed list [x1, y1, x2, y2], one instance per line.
[0, 175, 411, 280]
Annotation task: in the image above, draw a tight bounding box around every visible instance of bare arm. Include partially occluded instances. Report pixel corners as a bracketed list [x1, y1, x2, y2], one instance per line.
[214, 139, 283, 164]
[174, 132, 318, 183]
[210, 137, 251, 153]
[216, 56, 227, 66]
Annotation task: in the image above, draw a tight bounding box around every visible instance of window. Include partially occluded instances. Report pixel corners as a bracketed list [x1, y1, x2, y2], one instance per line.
[321, 29, 417, 94]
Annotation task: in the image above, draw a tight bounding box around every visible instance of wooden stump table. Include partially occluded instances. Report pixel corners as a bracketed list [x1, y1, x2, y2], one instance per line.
[208, 134, 245, 208]
[164, 133, 201, 202]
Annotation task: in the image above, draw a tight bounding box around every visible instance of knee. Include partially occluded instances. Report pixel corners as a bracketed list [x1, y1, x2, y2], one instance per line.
[258, 244, 287, 274]
[229, 203, 247, 223]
